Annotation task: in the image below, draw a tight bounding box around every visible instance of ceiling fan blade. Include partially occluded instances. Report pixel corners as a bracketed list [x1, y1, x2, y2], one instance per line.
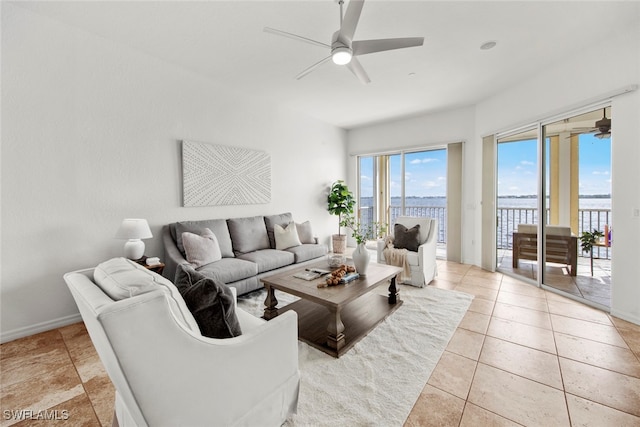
[339, 0, 365, 43]
[346, 57, 371, 84]
[352, 37, 424, 56]
[264, 27, 330, 49]
[296, 55, 333, 80]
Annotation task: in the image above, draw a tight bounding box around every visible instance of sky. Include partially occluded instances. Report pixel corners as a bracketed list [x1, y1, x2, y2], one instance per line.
[497, 133, 611, 197]
[360, 149, 448, 198]
[360, 132, 611, 199]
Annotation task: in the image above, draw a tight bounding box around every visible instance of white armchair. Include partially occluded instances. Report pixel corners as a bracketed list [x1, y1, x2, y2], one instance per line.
[377, 216, 438, 287]
[64, 261, 299, 427]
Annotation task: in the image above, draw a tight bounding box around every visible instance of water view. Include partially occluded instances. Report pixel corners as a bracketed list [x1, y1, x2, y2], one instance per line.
[359, 196, 612, 210]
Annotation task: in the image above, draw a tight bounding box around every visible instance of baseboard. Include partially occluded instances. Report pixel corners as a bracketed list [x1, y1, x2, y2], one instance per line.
[609, 309, 640, 327]
[0, 313, 82, 344]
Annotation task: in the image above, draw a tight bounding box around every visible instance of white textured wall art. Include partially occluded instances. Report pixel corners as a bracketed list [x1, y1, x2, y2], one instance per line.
[182, 140, 271, 206]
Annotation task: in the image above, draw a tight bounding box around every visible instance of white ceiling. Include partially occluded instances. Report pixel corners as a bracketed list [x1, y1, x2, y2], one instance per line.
[13, 1, 640, 129]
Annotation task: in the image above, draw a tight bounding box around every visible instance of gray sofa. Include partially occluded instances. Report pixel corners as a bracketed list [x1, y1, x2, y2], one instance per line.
[163, 212, 328, 295]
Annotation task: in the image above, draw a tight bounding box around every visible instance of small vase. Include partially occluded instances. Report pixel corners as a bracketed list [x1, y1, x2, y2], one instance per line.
[352, 243, 370, 276]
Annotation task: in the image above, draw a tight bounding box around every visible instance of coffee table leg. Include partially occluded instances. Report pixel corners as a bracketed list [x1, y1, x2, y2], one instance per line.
[327, 307, 345, 353]
[263, 285, 279, 320]
[388, 275, 399, 304]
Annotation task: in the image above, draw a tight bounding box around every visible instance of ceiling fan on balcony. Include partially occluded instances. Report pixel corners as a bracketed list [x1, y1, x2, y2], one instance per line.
[591, 108, 612, 139]
[264, 0, 424, 84]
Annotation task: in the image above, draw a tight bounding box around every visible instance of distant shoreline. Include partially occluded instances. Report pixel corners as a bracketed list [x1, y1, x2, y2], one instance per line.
[498, 194, 611, 199]
[362, 195, 612, 200]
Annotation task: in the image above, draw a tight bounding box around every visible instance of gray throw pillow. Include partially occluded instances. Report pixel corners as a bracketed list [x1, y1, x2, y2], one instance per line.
[174, 265, 242, 339]
[296, 221, 315, 244]
[394, 223, 421, 252]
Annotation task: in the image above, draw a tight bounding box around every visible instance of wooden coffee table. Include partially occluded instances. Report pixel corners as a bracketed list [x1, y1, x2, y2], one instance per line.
[260, 261, 403, 358]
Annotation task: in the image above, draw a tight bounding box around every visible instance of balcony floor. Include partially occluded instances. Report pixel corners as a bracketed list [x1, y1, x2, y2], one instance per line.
[497, 249, 611, 308]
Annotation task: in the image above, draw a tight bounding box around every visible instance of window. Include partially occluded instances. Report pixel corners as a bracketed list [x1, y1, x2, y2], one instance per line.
[357, 148, 451, 258]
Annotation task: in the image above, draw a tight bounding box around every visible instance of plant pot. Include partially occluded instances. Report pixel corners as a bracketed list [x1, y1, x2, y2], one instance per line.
[332, 234, 347, 254]
[352, 242, 370, 276]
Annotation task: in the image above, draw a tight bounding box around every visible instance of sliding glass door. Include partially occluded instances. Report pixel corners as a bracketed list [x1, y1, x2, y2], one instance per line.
[496, 128, 540, 283]
[495, 106, 612, 309]
[357, 148, 449, 258]
[542, 107, 612, 308]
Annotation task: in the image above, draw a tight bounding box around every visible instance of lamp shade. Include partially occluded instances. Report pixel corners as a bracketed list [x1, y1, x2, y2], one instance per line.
[116, 219, 153, 240]
[115, 219, 153, 260]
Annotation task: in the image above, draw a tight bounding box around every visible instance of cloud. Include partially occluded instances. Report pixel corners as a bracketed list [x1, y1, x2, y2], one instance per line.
[520, 160, 534, 166]
[422, 181, 439, 188]
[360, 174, 372, 181]
[410, 158, 439, 165]
[592, 171, 610, 175]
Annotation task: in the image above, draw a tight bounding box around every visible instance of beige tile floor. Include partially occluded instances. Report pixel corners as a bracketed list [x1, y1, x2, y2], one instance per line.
[497, 248, 611, 308]
[406, 261, 640, 427]
[1, 261, 639, 426]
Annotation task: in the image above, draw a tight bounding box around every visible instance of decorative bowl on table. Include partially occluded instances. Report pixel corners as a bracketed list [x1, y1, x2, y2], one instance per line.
[327, 253, 346, 268]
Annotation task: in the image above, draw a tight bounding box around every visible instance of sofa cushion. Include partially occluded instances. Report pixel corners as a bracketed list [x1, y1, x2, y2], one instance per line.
[286, 244, 329, 263]
[264, 213, 294, 249]
[227, 216, 271, 255]
[196, 258, 259, 284]
[547, 225, 572, 236]
[235, 309, 266, 333]
[174, 265, 242, 339]
[517, 224, 537, 234]
[174, 220, 234, 258]
[182, 228, 222, 268]
[296, 221, 315, 244]
[94, 257, 200, 333]
[274, 222, 302, 250]
[238, 249, 295, 273]
[394, 223, 421, 252]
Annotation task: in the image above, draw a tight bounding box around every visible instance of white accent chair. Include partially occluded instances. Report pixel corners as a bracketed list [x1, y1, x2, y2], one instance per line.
[377, 216, 438, 287]
[64, 259, 299, 427]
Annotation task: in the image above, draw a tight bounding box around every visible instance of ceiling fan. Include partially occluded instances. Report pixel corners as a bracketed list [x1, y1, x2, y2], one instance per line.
[592, 108, 612, 139]
[264, 0, 424, 84]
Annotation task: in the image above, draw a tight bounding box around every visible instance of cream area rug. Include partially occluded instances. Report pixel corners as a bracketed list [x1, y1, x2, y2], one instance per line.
[238, 284, 474, 427]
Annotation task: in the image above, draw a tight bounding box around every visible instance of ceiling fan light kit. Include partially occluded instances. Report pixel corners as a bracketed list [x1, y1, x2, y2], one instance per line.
[332, 46, 353, 65]
[264, 0, 424, 84]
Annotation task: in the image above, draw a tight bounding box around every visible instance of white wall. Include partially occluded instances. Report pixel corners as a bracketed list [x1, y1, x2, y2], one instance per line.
[347, 106, 477, 262]
[1, 5, 347, 342]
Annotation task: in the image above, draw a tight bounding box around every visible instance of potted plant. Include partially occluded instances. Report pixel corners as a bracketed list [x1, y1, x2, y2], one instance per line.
[341, 214, 388, 245]
[580, 229, 604, 276]
[341, 214, 387, 275]
[327, 180, 355, 254]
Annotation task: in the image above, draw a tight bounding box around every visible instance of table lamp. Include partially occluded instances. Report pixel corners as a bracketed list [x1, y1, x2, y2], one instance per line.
[115, 218, 153, 260]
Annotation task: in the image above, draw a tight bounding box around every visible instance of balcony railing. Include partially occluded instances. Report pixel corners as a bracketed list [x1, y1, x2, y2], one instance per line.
[358, 206, 447, 244]
[359, 205, 612, 260]
[497, 207, 611, 259]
